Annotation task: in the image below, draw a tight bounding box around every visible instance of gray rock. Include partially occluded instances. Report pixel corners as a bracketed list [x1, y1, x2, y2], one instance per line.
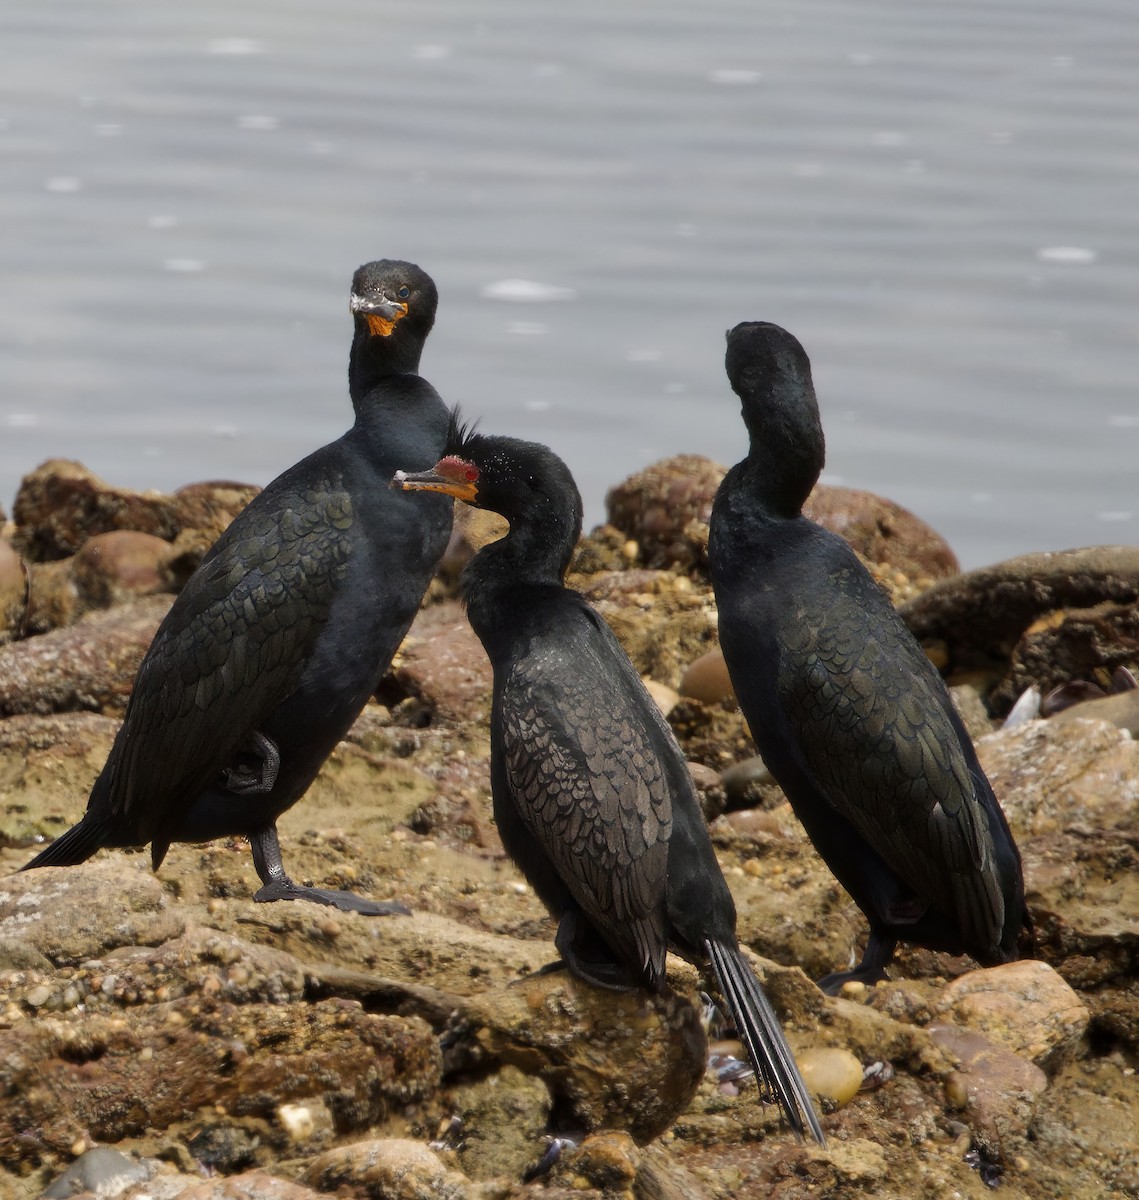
[41, 1146, 151, 1198]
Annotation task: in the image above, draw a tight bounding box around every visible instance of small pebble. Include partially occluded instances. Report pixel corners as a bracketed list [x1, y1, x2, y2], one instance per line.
[278, 1102, 315, 1142]
[796, 1046, 864, 1106]
[679, 648, 735, 705]
[25, 984, 51, 1008]
[945, 1072, 970, 1109]
[720, 755, 774, 798]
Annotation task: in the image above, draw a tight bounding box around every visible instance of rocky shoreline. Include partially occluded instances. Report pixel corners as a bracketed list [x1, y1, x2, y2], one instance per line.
[1, 458, 1137, 1200]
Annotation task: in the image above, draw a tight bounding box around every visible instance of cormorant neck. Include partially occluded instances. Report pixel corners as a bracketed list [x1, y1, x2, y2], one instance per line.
[349, 324, 424, 402]
[461, 503, 578, 622]
[737, 374, 825, 518]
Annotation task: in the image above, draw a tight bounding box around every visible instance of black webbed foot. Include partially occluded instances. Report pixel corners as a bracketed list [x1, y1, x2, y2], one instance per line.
[817, 931, 896, 995]
[223, 731, 281, 795]
[253, 877, 411, 916]
[249, 825, 409, 917]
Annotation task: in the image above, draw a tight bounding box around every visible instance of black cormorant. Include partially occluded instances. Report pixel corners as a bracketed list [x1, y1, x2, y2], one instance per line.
[708, 321, 1028, 992]
[395, 420, 825, 1144]
[23, 260, 453, 913]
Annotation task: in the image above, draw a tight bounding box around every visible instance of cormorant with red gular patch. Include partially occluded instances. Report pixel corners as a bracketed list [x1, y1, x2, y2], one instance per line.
[395, 419, 825, 1143]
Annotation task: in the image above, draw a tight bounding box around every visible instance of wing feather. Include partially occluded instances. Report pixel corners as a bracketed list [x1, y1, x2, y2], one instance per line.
[498, 612, 673, 981]
[105, 485, 353, 843]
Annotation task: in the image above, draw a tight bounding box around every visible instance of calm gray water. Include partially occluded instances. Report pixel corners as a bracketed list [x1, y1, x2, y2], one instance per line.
[1, 0, 1135, 568]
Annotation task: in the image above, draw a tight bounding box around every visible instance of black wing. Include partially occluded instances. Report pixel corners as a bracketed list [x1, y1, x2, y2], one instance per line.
[778, 581, 1004, 950]
[103, 485, 354, 844]
[498, 607, 673, 985]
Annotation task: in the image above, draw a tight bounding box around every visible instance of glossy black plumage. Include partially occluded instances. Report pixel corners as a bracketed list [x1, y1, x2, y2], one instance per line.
[396, 422, 824, 1144]
[708, 321, 1028, 991]
[23, 260, 453, 913]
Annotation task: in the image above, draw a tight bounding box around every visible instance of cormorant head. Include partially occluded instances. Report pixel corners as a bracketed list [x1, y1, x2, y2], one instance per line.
[723, 321, 825, 510]
[350, 259, 438, 345]
[725, 322, 813, 408]
[393, 410, 584, 573]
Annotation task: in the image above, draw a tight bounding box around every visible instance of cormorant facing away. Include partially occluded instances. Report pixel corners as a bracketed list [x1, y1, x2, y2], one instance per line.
[23, 260, 453, 914]
[708, 321, 1029, 993]
[395, 420, 825, 1144]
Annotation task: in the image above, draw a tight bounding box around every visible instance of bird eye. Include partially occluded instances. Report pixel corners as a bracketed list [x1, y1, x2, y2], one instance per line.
[398, 286, 410, 299]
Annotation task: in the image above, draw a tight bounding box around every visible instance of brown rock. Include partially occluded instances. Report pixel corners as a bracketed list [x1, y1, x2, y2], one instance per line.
[22, 557, 80, 633]
[667, 697, 754, 773]
[571, 521, 638, 575]
[69, 530, 175, 607]
[802, 483, 959, 584]
[12, 459, 258, 562]
[929, 1023, 1048, 1155]
[934, 961, 1090, 1071]
[175, 1173, 326, 1200]
[0, 858, 185, 967]
[231, 908, 554, 1000]
[448, 1064, 552, 1182]
[0, 594, 169, 717]
[949, 683, 996, 743]
[0, 539, 29, 645]
[433, 505, 509, 596]
[300, 1138, 472, 1200]
[24, 531, 177, 635]
[458, 968, 708, 1144]
[991, 600, 1139, 715]
[643, 678, 681, 718]
[605, 454, 725, 571]
[0, 998, 439, 1164]
[388, 600, 492, 724]
[169, 480, 263, 544]
[900, 546, 1139, 704]
[558, 1130, 640, 1191]
[604, 453, 956, 592]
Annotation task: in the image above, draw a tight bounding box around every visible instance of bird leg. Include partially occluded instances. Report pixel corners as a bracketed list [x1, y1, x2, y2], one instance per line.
[816, 931, 897, 995]
[249, 825, 411, 917]
[223, 731, 281, 795]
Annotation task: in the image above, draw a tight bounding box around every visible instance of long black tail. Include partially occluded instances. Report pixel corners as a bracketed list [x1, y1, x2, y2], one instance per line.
[21, 816, 109, 870]
[706, 937, 826, 1146]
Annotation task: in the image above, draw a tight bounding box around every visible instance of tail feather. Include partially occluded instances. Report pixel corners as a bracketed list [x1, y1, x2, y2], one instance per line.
[706, 937, 826, 1146]
[21, 817, 111, 870]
